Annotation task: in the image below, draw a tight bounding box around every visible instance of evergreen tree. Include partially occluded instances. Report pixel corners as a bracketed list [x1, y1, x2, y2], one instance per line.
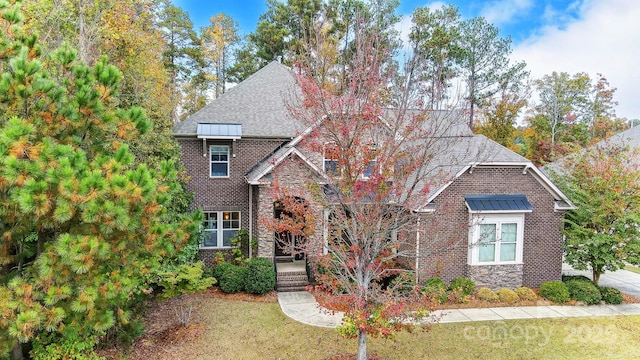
[0, 2, 199, 357]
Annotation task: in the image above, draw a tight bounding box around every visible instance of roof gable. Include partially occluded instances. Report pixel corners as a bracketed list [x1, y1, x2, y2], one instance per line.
[173, 61, 303, 138]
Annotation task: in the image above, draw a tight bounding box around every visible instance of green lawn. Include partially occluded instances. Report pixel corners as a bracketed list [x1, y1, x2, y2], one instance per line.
[625, 265, 640, 274]
[125, 294, 640, 360]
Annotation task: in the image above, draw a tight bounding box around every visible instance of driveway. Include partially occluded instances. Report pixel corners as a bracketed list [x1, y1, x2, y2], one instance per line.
[562, 263, 640, 297]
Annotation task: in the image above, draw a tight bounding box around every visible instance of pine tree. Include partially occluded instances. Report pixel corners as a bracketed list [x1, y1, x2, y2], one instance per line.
[0, 1, 199, 357]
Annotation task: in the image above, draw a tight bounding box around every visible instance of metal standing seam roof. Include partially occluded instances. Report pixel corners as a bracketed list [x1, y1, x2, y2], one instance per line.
[197, 123, 242, 139]
[465, 194, 533, 213]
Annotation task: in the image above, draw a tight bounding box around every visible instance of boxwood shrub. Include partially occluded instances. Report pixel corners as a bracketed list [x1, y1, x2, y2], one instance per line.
[212, 262, 234, 282]
[599, 286, 624, 304]
[245, 257, 276, 294]
[476, 287, 499, 302]
[562, 274, 597, 286]
[496, 288, 519, 304]
[218, 264, 248, 293]
[565, 280, 602, 305]
[515, 287, 538, 302]
[539, 281, 570, 303]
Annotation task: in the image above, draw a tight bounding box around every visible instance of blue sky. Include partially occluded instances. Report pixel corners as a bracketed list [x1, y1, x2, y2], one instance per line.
[173, 0, 640, 121]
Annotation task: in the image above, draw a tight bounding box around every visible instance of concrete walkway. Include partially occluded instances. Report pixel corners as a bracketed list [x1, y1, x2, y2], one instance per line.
[562, 264, 640, 297]
[277, 291, 344, 328]
[278, 291, 640, 328]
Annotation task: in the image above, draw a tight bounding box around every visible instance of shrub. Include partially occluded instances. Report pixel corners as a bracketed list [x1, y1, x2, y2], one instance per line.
[496, 288, 519, 304]
[156, 262, 217, 325]
[515, 287, 538, 302]
[599, 286, 624, 304]
[565, 280, 602, 305]
[30, 332, 100, 360]
[422, 278, 448, 303]
[539, 281, 570, 303]
[448, 277, 475, 296]
[476, 287, 499, 302]
[245, 257, 276, 294]
[218, 264, 248, 293]
[212, 261, 234, 282]
[562, 274, 596, 286]
[388, 271, 417, 294]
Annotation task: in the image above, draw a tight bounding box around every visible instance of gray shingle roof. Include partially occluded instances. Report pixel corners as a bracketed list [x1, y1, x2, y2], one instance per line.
[542, 125, 640, 177]
[172, 61, 303, 138]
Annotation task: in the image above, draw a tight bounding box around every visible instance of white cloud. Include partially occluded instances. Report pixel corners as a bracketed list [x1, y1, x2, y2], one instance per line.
[480, 0, 534, 26]
[512, 0, 640, 120]
[394, 2, 447, 53]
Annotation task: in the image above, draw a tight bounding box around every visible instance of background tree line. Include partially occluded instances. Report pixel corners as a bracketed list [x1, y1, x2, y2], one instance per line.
[18, 0, 626, 165]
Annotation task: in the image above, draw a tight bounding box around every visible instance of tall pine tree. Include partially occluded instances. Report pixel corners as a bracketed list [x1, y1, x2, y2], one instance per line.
[0, 1, 199, 357]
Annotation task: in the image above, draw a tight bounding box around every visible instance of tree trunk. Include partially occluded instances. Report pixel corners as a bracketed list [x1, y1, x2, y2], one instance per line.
[11, 342, 23, 360]
[357, 330, 367, 360]
[592, 269, 600, 284]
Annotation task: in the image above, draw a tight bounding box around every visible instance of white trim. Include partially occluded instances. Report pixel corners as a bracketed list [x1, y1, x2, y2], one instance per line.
[468, 213, 524, 265]
[200, 211, 241, 249]
[417, 162, 576, 212]
[197, 135, 241, 140]
[209, 145, 230, 178]
[246, 147, 329, 185]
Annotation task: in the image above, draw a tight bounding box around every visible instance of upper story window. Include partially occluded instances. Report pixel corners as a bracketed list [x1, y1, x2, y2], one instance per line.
[362, 160, 376, 179]
[323, 143, 341, 176]
[210, 145, 229, 177]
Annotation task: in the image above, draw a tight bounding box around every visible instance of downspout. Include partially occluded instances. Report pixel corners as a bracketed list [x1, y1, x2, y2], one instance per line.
[248, 184, 253, 258]
[415, 216, 420, 284]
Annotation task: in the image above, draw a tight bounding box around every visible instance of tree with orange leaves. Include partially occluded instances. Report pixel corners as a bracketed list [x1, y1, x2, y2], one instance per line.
[283, 5, 467, 359]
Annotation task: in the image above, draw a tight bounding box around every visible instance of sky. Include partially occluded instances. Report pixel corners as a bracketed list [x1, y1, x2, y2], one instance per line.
[173, 0, 640, 121]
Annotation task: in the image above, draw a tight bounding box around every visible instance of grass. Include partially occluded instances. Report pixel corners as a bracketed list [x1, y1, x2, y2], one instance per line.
[119, 293, 640, 360]
[624, 265, 640, 274]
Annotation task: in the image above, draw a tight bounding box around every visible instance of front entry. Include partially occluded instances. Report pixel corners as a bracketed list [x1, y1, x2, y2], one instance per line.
[273, 197, 307, 260]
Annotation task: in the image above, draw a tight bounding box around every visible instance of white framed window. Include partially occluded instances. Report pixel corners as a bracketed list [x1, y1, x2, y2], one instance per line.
[202, 211, 240, 248]
[362, 160, 376, 179]
[323, 143, 341, 176]
[210, 145, 229, 177]
[469, 214, 524, 265]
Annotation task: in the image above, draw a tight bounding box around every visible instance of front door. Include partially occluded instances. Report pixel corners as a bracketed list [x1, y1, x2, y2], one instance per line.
[273, 197, 307, 260]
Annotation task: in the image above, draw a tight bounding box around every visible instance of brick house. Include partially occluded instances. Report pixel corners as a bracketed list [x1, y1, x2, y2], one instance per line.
[173, 61, 575, 290]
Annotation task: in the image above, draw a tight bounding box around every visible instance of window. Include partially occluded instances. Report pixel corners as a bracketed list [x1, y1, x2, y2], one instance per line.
[202, 211, 240, 248]
[362, 160, 376, 179]
[469, 214, 524, 265]
[210, 146, 229, 177]
[323, 144, 341, 176]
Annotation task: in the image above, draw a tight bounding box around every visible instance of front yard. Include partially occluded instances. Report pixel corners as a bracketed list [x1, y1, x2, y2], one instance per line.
[101, 289, 640, 360]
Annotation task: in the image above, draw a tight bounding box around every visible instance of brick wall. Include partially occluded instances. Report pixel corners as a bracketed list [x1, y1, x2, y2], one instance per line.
[416, 166, 565, 288]
[255, 154, 325, 260]
[177, 137, 287, 264]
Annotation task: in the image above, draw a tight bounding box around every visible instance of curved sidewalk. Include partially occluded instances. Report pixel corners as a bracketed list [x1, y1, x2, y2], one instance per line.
[277, 291, 640, 328]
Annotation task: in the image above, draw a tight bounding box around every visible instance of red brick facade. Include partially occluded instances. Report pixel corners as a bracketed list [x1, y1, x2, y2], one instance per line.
[414, 166, 565, 288]
[179, 137, 566, 288]
[177, 137, 287, 266]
